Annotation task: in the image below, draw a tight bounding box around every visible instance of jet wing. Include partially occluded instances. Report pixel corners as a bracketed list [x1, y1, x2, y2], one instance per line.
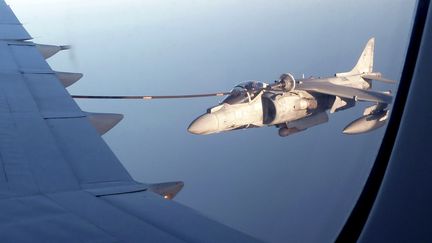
[297, 79, 393, 104]
[0, 2, 259, 242]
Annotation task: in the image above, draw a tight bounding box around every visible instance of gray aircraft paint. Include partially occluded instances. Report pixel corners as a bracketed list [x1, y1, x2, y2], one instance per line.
[187, 38, 393, 137]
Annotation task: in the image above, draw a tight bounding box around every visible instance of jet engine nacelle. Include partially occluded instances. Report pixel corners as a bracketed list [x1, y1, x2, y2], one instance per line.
[279, 73, 296, 92]
[262, 92, 317, 125]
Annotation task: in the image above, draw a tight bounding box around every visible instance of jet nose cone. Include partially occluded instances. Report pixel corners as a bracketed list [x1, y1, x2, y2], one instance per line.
[188, 113, 219, 135]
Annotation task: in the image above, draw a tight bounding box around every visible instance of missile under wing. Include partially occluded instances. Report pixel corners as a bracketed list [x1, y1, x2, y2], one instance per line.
[0, 1, 259, 242]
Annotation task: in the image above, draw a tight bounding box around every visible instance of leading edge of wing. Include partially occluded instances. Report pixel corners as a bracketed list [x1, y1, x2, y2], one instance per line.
[297, 81, 393, 104]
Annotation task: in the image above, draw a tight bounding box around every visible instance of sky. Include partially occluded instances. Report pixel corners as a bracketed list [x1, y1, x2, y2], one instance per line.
[7, 0, 416, 242]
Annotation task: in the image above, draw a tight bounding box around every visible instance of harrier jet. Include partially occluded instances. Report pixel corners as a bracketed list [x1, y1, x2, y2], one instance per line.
[187, 38, 395, 137]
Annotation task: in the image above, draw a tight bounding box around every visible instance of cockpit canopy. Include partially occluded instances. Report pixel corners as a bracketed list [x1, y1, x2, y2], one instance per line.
[222, 81, 267, 105]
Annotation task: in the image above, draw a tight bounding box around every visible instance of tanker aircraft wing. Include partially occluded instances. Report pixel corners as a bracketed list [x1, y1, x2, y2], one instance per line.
[297, 79, 393, 104]
[0, 1, 259, 242]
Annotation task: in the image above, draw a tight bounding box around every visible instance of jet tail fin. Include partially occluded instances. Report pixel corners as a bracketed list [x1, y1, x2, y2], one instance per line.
[336, 38, 375, 77]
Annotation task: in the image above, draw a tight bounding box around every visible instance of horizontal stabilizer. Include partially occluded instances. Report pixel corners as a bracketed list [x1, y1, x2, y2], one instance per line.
[86, 112, 124, 135]
[362, 72, 396, 83]
[56, 71, 83, 87]
[148, 181, 184, 200]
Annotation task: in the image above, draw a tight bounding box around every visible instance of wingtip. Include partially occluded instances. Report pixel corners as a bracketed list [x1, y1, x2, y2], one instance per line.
[60, 45, 71, 50]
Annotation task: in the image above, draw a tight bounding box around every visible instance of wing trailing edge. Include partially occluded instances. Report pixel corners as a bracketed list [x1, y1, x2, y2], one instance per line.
[298, 80, 393, 104]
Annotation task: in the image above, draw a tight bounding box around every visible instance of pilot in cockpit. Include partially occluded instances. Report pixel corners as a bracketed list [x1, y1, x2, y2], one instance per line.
[222, 81, 268, 105]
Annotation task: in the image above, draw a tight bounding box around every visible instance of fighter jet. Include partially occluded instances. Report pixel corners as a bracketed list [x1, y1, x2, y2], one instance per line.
[186, 38, 395, 136]
[74, 38, 395, 137]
